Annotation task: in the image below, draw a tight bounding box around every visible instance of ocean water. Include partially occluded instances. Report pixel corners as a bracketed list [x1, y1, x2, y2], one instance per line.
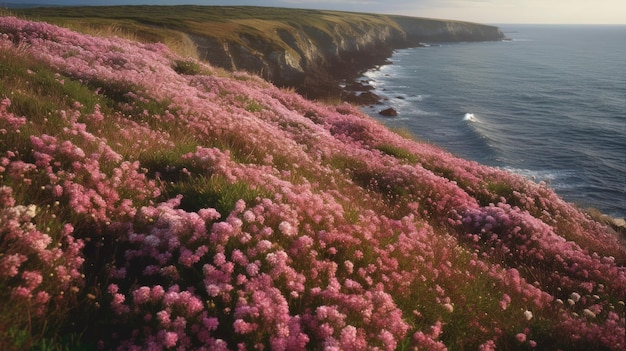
[360, 25, 626, 218]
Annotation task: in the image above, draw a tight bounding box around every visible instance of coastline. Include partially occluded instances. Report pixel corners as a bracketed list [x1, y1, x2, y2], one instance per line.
[349, 31, 626, 229]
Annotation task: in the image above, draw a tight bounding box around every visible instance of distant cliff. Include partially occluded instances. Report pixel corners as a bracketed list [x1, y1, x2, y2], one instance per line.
[390, 16, 505, 43]
[189, 12, 504, 98]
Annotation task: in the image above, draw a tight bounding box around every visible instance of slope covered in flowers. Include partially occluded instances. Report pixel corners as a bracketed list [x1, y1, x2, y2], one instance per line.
[0, 17, 624, 350]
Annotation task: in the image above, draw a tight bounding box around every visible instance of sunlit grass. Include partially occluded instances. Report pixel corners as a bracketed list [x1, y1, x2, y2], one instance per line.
[13, 5, 406, 69]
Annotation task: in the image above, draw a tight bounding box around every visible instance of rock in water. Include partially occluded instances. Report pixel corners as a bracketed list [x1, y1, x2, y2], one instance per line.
[379, 107, 398, 117]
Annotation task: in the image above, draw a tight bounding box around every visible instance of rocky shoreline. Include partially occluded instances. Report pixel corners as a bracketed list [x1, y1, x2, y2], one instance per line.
[586, 208, 626, 240]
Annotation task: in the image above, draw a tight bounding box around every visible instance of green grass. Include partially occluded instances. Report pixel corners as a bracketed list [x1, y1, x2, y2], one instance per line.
[13, 5, 404, 62]
[15, 6, 390, 26]
[166, 174, 270, 216]
[172, 59, 206, 76]
[27, 333, 95, 351]
[0, 48, 109, 165]
[234, 95, 265, 113]
[138, 139, 200, 183]
[375, 143, 418, 164]
[0, 50, 102, 119]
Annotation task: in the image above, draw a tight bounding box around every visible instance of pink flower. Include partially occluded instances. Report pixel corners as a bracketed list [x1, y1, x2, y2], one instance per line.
[246, 263, 259, 277]
[132, 286, 151, 305]
[161, 331, 178, 348]
[0, 186, 15, 207]
[21, 270, 43, 290]
[203, 317, 219, 331]
[12, 286, 32, 299]
[233, 319, 257, 334]
[500, 294, 511, 310]
[157, 310, 171, 327]
[0, 254, 27, 278]
[150, 285, 165, 300]
[516, 333, 527, 343]
[479, 340, 497, 351]
[278, 221, 295, 236]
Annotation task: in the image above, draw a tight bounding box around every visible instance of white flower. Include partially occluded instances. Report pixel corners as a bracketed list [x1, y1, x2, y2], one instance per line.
[582, 309, 596, 319]
[443, 303, 454, 313]
[570, 292, 581, 303]
[523, 310, 533, 321]
[25, 204, 37, 218]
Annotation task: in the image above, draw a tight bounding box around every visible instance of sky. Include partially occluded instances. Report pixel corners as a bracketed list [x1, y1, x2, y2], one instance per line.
[10, 0, 626, 24]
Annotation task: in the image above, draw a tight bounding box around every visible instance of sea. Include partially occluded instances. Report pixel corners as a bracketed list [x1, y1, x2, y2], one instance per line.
[360, 25, 626, 219]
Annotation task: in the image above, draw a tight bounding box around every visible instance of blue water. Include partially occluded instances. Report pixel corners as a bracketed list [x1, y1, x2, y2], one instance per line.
[361, 25, 626, 218]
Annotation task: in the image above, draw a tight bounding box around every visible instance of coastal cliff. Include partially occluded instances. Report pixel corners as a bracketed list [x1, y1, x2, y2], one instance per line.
[391, 16, 505, 43]
[15, 6, 504, 98]
[187, 11, 505, 98]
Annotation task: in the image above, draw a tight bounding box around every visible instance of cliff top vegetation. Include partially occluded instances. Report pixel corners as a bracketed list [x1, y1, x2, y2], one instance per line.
[0, 11, 624, 351]
[13, 5, 488, 39]
[12, 6, 406, 57]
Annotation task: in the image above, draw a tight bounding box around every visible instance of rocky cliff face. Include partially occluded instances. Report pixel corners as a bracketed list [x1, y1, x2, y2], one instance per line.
[190, 13, 504, 99]
[391, 16, 504, 43]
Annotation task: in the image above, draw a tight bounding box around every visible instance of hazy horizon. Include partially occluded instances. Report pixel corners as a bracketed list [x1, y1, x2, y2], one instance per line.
[3, 0, 626, 25]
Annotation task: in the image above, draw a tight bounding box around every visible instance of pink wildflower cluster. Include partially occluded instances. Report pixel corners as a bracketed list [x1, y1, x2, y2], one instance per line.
[25, 128, 158, 222]
[1, 16, 624, 350]
[463, 202, 626, 300]
[102, 195, 411, 349]
[0, 192, 84, 320]
[412, 321, 446, 351]
[0, 97, 26, 134]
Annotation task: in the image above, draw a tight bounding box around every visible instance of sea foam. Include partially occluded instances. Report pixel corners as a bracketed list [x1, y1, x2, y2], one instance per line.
[463, 113, 479, 122]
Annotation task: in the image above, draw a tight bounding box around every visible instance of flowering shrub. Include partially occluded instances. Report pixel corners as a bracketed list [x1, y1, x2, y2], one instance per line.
[0, 16, 624, 350]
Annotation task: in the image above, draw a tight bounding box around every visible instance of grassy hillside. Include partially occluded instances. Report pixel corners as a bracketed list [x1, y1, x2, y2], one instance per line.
[0, 15, 625, 351]
[13, 6, 404, 57]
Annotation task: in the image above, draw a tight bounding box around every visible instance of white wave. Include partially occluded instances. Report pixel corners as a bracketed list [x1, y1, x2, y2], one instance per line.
[463, 113, 479, 122]
[502, 167, 580, 189]
[406, 94, 425, 102]
[504, 167, 555, 182]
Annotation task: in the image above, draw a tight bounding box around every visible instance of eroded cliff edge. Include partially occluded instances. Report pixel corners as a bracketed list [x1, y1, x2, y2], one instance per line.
[187, 11, 504, 99]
